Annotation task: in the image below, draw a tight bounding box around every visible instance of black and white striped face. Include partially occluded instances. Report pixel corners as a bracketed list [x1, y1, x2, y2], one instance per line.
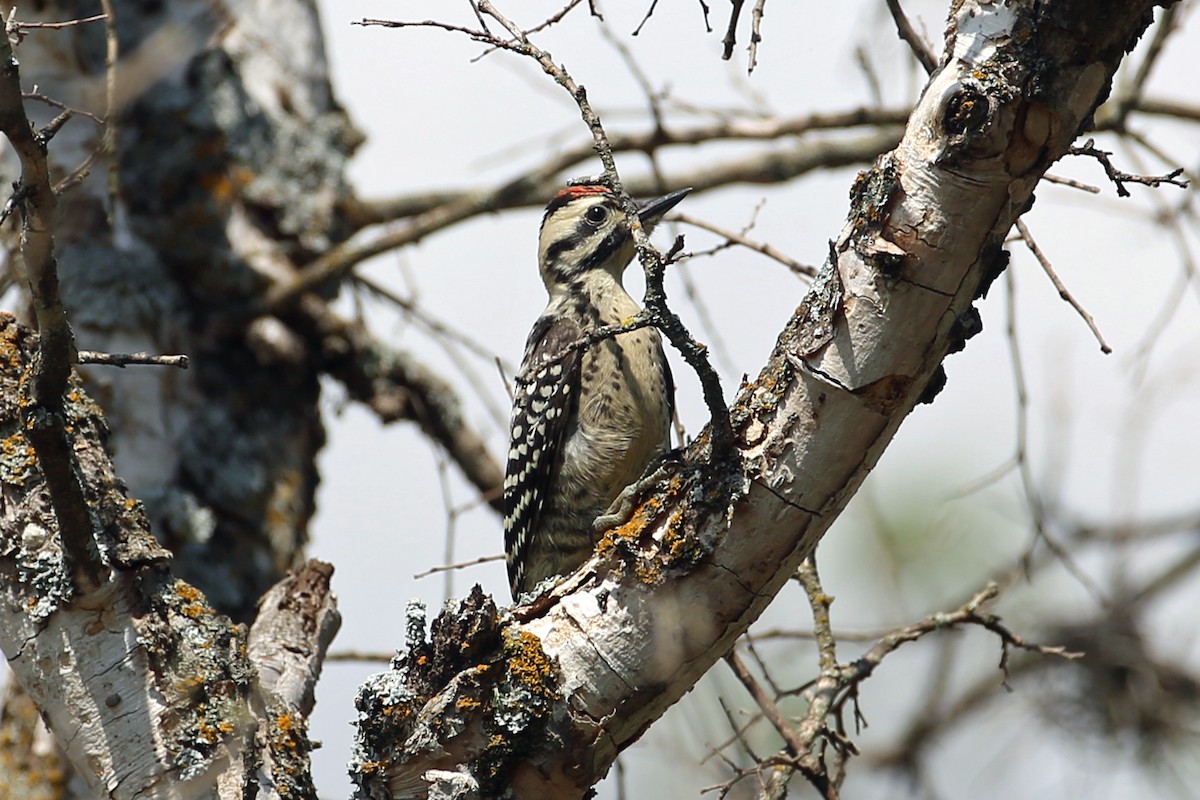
[536, 185, 690, 291]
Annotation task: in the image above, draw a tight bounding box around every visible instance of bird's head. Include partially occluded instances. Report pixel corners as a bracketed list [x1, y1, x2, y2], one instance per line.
[537, 182, 690, 294]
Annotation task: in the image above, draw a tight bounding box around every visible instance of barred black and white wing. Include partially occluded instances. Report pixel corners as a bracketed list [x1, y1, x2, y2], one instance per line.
[503, 314, 582, 597]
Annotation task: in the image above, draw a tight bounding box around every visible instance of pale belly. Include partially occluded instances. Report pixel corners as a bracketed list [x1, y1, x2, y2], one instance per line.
[548, 328, 670, 526]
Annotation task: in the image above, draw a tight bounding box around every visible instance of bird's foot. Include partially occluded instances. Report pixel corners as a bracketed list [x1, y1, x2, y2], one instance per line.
[592, 448, 685, 534]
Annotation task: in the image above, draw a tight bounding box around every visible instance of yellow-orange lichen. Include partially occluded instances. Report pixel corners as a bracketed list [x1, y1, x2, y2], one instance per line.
[174, 675, 206, 693]
[503, 630, 559, 702]
[1, 432, 37, 486]
[660, 508, 694, 562]
[380, 704, 412, 720]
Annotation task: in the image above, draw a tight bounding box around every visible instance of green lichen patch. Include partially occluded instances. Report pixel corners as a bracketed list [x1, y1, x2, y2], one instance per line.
[848, 153, 900, 241]
[350, 587, 501, 798]
[475, 628, 563, 796]
[265, 698, 318, 800]
[0, 431, 37, 487]
[134, 573, 255, 781]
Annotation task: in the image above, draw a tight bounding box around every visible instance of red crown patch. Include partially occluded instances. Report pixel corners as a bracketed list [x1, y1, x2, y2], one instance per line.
[553, 184, 611, 202]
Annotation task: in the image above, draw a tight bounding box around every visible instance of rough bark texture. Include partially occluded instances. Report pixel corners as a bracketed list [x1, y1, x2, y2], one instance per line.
[348, 1, 1166, 797]
[1, 315, 227, 796]
[0, 0, 357, 623]
[0, 315, 339, 797]
[0, 0, 506, 793]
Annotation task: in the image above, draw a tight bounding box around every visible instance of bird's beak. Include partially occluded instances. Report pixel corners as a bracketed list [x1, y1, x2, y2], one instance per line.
[636, 188, 692, 226]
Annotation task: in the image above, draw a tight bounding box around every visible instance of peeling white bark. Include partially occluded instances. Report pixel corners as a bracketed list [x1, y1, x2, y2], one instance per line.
[0, 313, 338, 797]
[0, 0, 357, 623]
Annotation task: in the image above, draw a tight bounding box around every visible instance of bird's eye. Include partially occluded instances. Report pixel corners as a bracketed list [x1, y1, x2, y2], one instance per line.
[585, 205, 608, 225]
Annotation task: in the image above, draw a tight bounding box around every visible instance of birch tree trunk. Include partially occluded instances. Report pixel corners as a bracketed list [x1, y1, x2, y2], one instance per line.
[0, 0, 358, 623]
[0, 0, 351, 795]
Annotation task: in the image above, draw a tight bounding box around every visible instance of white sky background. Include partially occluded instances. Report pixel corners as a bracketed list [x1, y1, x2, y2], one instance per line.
[309, 2, 1200, 797]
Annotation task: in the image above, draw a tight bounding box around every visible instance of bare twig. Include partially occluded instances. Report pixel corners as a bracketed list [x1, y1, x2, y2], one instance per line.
[413, 552, 506, 580]
[725, 652, 812, 796]
[726, 651, 808, 763]
[1114, 4, 1183, 123]
[7, 12, 106, 31]
[325, 650, 393, 663]
[599, 15, 667, 137]
[1002, 267, 1108, 601]
[77, 350, 190, 369]
[632, 0, 661, 35]
[529, 0, 588, 33]
[0, 25, 103, 591]
[6, 12, 107, 35]
[747, 0, 766, 74]
[1014, 218, 1112, 354]
[721, 0, 746, 61]
[1040, 172, 1101, 193]
[722, 561, 1083, 798]
[1131, 96, 1200, 124]
[1068, 137, 1188, 197]
[325, 130, 902, 303]
[841, 583, 1081, 683]
[434, 450, 459, 601]
[351, 273, 512, 427]
[339, 106, 909, 231]
[99, 0, 120, 218]
[286, 294, 505, 511]
[674, 211, 817, 278]
[21, 91, 104, 124]
[356, 17, 491, 42]
[884, 0, 937, 75]
[473, 0, 588, 60]
[854, 45, 884, 108]
[53, 148, 103, 197]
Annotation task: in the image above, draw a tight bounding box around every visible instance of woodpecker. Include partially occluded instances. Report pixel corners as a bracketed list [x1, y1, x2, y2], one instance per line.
[503, 183, 689, 599]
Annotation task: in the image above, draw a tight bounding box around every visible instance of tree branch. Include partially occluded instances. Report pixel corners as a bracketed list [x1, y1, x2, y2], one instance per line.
[77, 350, 190, 368]
[0, 19, 101, 591]
[885, 0, 938, 75]
[1014, 218, 1112, 354]
[338, 106, 910, 230]
[1068, 136, 1189, 196]
[285, 294, 506, 510]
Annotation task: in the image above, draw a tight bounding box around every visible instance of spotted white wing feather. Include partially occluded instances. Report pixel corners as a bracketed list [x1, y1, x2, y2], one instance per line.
[503, 315, 582, 595]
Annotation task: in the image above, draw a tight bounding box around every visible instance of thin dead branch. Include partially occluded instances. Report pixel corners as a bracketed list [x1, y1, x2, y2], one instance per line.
[674, 211, 817, 278]
[1068, 137, 1188, 197]
[885, 0, 938, 75]
[77, 350, 189, 368]
[0, 23, 102, 590]
[1014, 218, 1113, 354]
